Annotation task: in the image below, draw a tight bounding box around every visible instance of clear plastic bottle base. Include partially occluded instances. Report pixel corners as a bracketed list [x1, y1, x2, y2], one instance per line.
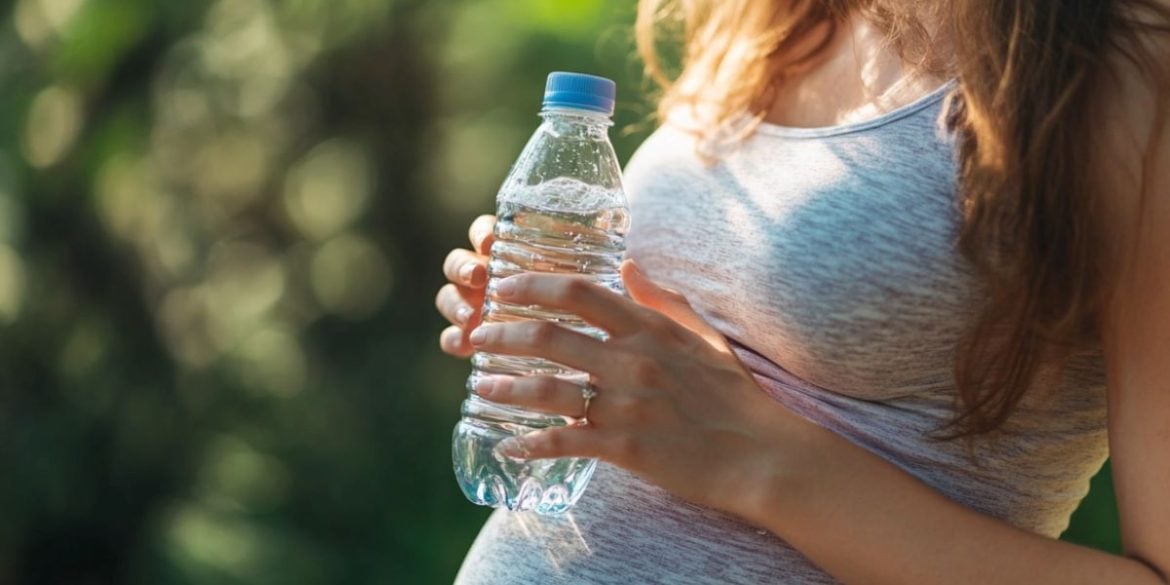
[452, 418, 597, 515]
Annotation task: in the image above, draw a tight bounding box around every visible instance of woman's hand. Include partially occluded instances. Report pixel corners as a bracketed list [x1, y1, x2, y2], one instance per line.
[435, 214, 496, 357]
[467, 260, 801, 517]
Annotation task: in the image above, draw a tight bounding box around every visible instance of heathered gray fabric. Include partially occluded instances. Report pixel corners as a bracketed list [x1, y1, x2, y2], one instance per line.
[453, 82, 1110, 584]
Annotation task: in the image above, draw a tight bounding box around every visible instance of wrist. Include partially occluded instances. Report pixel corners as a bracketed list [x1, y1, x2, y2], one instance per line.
[731, 409, 839, 534]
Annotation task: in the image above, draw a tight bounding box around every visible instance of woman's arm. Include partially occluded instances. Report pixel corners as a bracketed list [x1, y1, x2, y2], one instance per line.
[747, 400, 1168, 585]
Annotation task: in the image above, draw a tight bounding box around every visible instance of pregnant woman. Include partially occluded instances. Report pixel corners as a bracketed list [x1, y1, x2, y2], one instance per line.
[435, 1, 1170, 583]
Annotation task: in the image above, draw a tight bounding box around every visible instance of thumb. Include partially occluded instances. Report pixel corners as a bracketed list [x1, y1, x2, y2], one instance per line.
[621, 260, 731, 353]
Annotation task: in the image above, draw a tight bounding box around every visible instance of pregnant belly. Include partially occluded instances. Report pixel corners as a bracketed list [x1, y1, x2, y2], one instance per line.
[452, 463, 841, 585]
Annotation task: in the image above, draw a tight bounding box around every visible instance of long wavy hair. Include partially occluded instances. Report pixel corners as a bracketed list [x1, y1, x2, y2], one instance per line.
[635, 0, 1170, 436]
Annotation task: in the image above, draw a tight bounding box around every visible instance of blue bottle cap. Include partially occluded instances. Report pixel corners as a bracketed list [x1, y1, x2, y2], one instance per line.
[542, 71, 616, 116]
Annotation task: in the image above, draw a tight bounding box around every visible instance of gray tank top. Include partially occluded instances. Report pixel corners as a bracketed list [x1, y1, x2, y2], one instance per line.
[453, 82, 1109, 584]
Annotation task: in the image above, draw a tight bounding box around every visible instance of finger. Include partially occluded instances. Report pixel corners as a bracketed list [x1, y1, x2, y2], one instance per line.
[469, 214, 496, 256]
[469, 320, 613, 374]
[443, 248, 488, 288]
[494, 273, 644, 337]
[621, 259, 731, 352]
[496, 426, 614, 461]
[435, 283, 482, 327]
[475, 375, 587, 418]
[439, 325, 474, 358]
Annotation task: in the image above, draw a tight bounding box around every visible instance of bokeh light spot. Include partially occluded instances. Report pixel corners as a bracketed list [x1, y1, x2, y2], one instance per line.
[193, 130, 271, 214]
[150, 217, 196, 279]
[166, 505, 262, 578]
[309, 233, 391, 320]
[283, 138, 372, 240]
[37, 0, 85, 33]
[157, 286, 217, 367]
[205, 240, 286, 330]
[198, 434, 290, 512]
[0, 245, 26, 324]
[233, 325, 306, 396]
[430, 115, 522, 215]
[59, 319, 108, 379]
[14, 0, 51, 50]
[23, 85, 83, 168]
[201, 0, 293, 117]
[15, 0, 85, 49]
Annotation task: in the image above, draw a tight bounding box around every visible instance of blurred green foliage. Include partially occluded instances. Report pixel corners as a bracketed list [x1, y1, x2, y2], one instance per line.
[0, 0, 1119, 583]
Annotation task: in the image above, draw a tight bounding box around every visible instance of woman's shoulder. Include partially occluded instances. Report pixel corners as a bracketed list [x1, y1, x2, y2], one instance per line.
[1093, 9, 1170, 238]
[623, 114, 703, 176]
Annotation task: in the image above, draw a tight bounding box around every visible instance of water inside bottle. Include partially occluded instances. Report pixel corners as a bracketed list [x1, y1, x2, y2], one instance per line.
[453, 177, 629, 514]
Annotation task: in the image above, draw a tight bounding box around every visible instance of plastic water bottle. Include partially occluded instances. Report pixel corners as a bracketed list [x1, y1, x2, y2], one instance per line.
[452, 72, 629, 515]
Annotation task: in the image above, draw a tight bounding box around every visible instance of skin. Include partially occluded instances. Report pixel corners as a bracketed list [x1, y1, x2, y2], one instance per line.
[435, 9, 1170, 584]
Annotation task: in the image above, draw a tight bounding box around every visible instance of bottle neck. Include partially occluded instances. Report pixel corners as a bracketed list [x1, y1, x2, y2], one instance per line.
[539, 107, 613, 129]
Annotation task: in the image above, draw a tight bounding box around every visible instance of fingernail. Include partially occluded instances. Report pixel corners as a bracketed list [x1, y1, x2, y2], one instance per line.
[475, 377, 495, 397]
[469, 266, 486, 287]
[456, 264, 484, 286]
[496, 277, 516, 298]
[468, 326, 486, 345]
[443, 327, 463, 348]
[455, 305, 473, 324]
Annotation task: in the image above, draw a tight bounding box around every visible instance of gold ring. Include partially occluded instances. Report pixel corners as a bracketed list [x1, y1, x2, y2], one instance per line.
[580, 382, 598, 426]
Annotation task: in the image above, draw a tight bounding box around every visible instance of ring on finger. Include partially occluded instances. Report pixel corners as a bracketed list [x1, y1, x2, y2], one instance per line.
[579, 380, 598, 426]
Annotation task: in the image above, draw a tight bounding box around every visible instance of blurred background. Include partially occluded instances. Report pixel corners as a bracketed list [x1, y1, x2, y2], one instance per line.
[0, 0, 1120, 583]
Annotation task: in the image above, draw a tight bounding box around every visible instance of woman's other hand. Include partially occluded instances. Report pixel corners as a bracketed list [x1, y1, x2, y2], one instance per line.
[436, 214, 495, 357]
